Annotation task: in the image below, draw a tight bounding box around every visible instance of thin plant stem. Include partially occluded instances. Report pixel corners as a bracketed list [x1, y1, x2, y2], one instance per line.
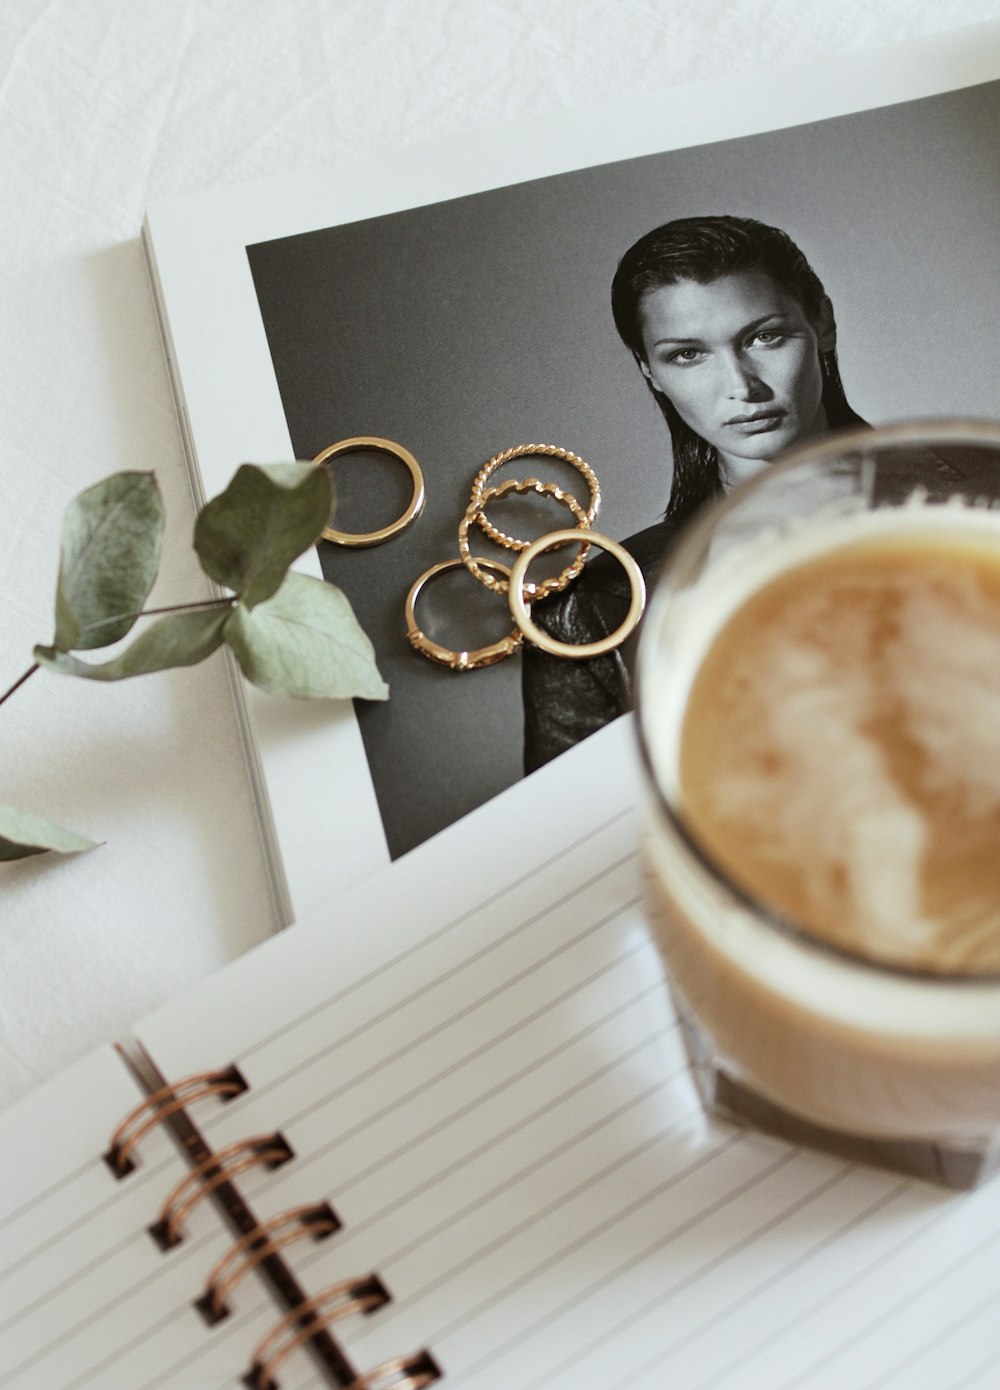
[0, 596, 234, 711]
[80, 595, 234, 636]
[0, 664, 40, 709]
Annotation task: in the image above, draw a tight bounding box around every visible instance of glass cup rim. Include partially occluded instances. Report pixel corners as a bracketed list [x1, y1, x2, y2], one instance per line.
[635, 415, 1000, 986]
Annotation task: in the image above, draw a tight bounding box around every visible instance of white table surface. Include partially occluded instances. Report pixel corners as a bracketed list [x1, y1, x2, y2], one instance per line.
[3, 0, 1000, 1113]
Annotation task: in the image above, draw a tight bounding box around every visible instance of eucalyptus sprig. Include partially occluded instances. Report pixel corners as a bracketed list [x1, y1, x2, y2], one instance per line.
[1, 462, 387, 861]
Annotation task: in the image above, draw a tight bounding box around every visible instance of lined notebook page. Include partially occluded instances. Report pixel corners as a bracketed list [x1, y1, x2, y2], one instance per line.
[135, 717, 1000, 1390]
[0, 1047, 285, 1390]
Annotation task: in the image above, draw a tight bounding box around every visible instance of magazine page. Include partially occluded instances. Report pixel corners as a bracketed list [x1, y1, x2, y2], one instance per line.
[144, 22, 1000, 923]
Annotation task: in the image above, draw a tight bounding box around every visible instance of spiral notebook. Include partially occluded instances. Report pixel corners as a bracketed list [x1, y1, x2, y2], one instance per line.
[5, 716, 1000, 1390]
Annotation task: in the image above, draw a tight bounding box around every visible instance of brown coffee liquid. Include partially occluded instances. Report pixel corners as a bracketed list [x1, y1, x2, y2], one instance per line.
[680, 529, 1000, 975]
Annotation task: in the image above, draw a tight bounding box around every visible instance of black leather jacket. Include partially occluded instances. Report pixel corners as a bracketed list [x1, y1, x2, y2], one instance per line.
[521, 515, 690, 773]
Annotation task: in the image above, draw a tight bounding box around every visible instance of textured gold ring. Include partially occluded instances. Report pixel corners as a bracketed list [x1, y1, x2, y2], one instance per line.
[459, 478, 590, 599]
[312, 436, 425, 546]
[405, 558, 523, 670]
[508, 529, 646, 660]
[468, 443, 600, 550]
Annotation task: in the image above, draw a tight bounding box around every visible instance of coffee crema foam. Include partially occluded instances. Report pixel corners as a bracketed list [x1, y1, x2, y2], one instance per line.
[680, 530, 1000, 975]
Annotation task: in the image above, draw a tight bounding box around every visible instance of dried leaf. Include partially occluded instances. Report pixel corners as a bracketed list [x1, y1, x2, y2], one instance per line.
[194, 462, 332, 609]
[34, 607, 230, 681]
[224, 572, 388, 700]
[54, 472, 164, 650]
[0, 805, 99, 860]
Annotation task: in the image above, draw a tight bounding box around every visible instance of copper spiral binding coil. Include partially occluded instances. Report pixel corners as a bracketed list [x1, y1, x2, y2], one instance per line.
[104, 1065, 247, 1176]
[151, 1133, 294, 1248]
[197, 1202, 341, 1323]
[344, 1352, 442, 1389]
[245, 1274, 391, 1390]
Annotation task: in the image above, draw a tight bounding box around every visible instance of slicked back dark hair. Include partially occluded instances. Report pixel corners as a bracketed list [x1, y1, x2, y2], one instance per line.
[611, 215, 864, 518]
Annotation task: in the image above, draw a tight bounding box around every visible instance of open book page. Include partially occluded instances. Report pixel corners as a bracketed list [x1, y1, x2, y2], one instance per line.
[133, 718, 1000, 1389]
[0, 1047, 284, 1390]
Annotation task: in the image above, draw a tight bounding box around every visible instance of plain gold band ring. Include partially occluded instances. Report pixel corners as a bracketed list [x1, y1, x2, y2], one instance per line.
[405, 558, 524, 670]
[312, 436, 425, 546]
[508, 529, 646, 660]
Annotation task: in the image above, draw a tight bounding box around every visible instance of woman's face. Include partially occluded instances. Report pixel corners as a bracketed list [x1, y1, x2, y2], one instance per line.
[637, 269, 836, 481]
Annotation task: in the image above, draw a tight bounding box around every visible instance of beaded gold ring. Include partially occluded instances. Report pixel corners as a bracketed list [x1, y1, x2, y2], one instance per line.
[508, 529, 646, 660]
[468, 443, 600, 550]
[312, 436, 425, 546]
[405, 558, 524, 670]
[459, 478, 590, 599]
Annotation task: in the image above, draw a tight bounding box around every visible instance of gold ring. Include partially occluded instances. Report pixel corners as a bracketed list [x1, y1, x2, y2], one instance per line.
[459, 478, 590, 599]
[468, 443, 600, 550]
[312, 436, 425, 546]
[508, 529, 646, 660]
[405, 558, 524, 670]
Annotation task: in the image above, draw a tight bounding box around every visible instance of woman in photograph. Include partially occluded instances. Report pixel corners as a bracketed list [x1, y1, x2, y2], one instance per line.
[522, 214, 867, 772]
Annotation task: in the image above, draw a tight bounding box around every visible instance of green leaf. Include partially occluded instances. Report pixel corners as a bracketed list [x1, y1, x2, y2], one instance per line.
[194, 462, 333, 609]
[34, 607, 230, 681]
[54, 471, 164, 651]
[224, 572, 388, 700]
[0, 805, 99, 861]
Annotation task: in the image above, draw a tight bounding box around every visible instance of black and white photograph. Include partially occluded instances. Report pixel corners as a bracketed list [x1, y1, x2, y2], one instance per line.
[248, 75, 1000, 860]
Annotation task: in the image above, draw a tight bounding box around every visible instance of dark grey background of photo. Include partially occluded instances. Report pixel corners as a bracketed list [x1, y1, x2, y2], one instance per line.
[248, 79, 1000, 860]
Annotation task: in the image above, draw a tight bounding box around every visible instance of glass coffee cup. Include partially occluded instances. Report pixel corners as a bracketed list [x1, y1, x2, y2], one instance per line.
[635, 419, 1000, 1190]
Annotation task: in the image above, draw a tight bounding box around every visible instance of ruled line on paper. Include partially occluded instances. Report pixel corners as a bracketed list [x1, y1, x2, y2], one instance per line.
[691, 1195, 966, 1390]
[203, 849, 641, 1142]
[776, 1216, 1000, 1390]
[0, 1212, 222, 1375]
[51, 1290, 230, 1390]
[334, 1018, 682, 1257]
[2, 1223, 248, 1387]
[536, 1160, 856, 1390]
[51, 1220, 303, 1390]
[0, 1160, 94, 1234]
[254, 887, 642, 1144]
[311, 936, 654, 1191]
[599, 1178, 911, 1390]
[279, 1371, 324, 1390]
[861, 1274, 1000, 1390]
[0, 1224, 140, 1335]
[235, 807, 637, 1067]
[131, 1299, 269, 1390]
[1, 1140, 289, 1389]
[226, 906, 651, 1213]
[949, 1344, 1000, 1390]
[373, 1073, 701, 1316]
[264, 1009, 686, 1329]
[243, 1018, 691, 1369]
[0, 1149, 179, 1288]
[442, 1138, 792, 1389]
[134, 1240, 330, 1390]
[434, 1127, 767, 1363]
[60, 1315, 217, 1390]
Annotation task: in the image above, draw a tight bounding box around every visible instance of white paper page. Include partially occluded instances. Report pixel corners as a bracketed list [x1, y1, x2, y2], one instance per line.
[0, 1047, 286, 1390]
[133, 719, 1000, 1390]
[142, 21, 1000, 929]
